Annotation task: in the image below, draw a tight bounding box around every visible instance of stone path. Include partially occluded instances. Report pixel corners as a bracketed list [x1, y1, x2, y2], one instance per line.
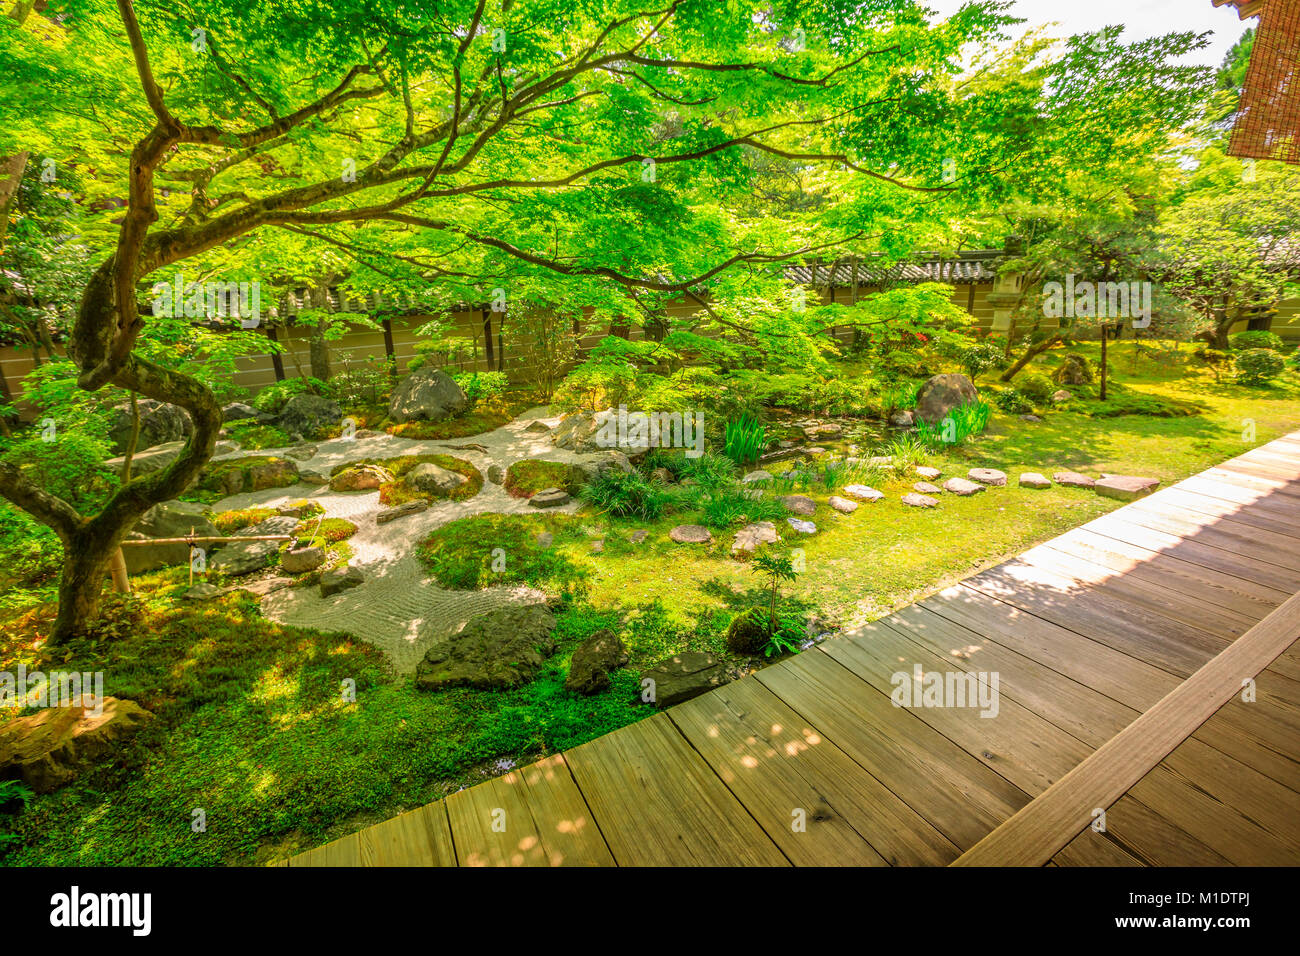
[206, 408, 601, 675]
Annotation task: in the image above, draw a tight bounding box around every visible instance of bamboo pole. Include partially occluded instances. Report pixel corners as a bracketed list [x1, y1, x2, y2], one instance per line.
[118, 535, 295, 545]
[109, 547, 131, 594]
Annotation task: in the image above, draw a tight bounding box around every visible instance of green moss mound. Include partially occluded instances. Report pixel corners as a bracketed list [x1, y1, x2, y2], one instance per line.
[210, 507, 277, 534]
[725, 607, 772, 654]
[293, 517, 358, 547]
[504, 459, 585, 498]
[416, 513, 590, 592]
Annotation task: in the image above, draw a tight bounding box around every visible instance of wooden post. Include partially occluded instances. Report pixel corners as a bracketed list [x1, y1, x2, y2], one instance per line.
[1099, 321, 1109, 401]
[482, 310, 494, 367]
[109, 547, 131, 594]
[267, 326, 286, 381]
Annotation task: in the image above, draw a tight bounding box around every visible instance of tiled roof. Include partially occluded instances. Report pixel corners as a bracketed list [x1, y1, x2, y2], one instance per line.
[784, 250, 1001, 287]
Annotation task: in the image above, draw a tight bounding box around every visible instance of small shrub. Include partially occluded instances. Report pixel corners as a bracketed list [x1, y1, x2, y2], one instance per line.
[1235, 348, 1286, 386]
[251, 378, 325, 415]
[1230, 330, 1286, 352]
[959, 342, 1005, 380]
[453, 371, 508, 407]
[698, 486, 785, 529]
[994, 388, 1033, 414]
[1016, 371, 1056, 405]
[224, 421, 291, 450]
[579, 470, 672, 520]
[914, 400, 990, 447]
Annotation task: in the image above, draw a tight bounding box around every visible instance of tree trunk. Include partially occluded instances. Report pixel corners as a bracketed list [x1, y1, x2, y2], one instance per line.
[1000, 334, 1063, 382]
[51, 527, 120, 641]
[309, 317, 331, 380]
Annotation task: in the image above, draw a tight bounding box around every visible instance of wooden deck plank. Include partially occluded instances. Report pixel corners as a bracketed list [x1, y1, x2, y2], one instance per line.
[444, 766, 552, 866]
[289, 831, 360, 867]
[953, 593, 1300, 866]
[563, 713, 790, 866]
[1160, 485, 1300, 537]
[1052, 827, 1146, 867]
[1125, 498, 1300, 563]
[666, 677, 957, 865]
[754, 647, 1030, 849]
[824, 621, 1094, 795]
[357, 801, 456, 867]
[1100, 796, 1234, 866]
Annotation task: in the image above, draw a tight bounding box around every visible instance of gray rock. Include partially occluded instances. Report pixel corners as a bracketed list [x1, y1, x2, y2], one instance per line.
[298, 469, 329, 485]
[968, 468, 1007, 486]
[487, 464, 505, 484]
[669, 524, 712, 544]
[280, 546, 325, 574]
[376, 500, 429, 524]
[780, 495, 817, 516]
[1020, 414, 1044, 423]
[802, 422, 842, 441]
[536, 532, 554, 549]
[0, 696, 153, 794]
[787, 518, 816, 534]
[827, 495, 858, 514]
[524, 420, 552, 434]
[889, 410, 916, 428]
[742, 470, 773, 483]
[183, 583, 223, 602]
[210, 539, 279, 577]
[913, 481, 943, 495]
[283, 444, 318, 461]
[221, 402, 262, 423]
[943, 477, 985, 496]
[641, 652, 731, 708]
[629, 530, 649, 544]
[915, 466, 941, 480]
[915, 373, 978, 425]
[123, 501, 221, 574]
[564, 629, 629, 695]
[1019, 472, 1052, 489]
[277, 393, 342, 439]
[415, 604, 557, 691]
[1051, 389, 1072, 403]
[241, 515, 299, 537]
[407, 461, 468, 494]
[731, 521, 778, 557]
[650, 466, 675, 484]
[529, 488, 570, 508]
[550, 411, 602, 453]
[901, 493, 939, 508]
[1095, 475, 1160, 501]
[842, 484, 883, 502]
[387, 368, 468, 424]
[320, 565, 364, 597]
[1054, 471, 1096, 488]
[107, 399, 193, 455]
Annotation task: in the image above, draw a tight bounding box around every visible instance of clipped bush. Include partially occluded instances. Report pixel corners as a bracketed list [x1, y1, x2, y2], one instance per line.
[1235, 348, 1286, 386]
[251, 377, 326, 415]
[1015, 370, 1057, 405]
[504, 459, 585, 498]
[994, 388, 1033, 414]
[1230, 330, 1286, 352]
[453, 370, 508, 407]
[959, 341, 1005, 380]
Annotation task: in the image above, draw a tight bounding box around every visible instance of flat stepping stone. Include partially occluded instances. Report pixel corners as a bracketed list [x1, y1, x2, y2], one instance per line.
[913, 481, 943, 495]
[1054, 471, 1096, 488]
[786, 518, 817, 534]
[827, 495, 858, 514]
[1095, 475, 1161, 501]
[943, 477, 985, 496]
[742, 470, 773, 483]
[669, 524, 713, 544]
[780, 495, 817, 516]
[376, 500, 429, 524]
[968, 468, 1007, 486]
[915, 466, 941, 480]
[629, 529, 648, 544]
[183, 583, 223, 602]
[536, 532, 554, 549]
[1019, 472, 1052, 489]
[528, 487, 571, 508]
[1020, 414, 1043, 422]
[731, 521, 778, 557]
[843, 484, 884, 502]
[901, 493, 938, 508]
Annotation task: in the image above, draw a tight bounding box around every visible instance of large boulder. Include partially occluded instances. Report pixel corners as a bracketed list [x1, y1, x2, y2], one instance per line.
[914, 373, 979, 425]
[209, 539, 279, 577]
[198, 456, 299, 496]
[406, 461, 468, 495]
[564, 629, 629, 695]
[415, 604, 557, 691]
[550, 411, 602, 453]
[104, 439, 238, 478]
[123, 501, 220, 574]
[1053, 353, 1094, 386]
[277, 393, 342, 440]
[387, 368, 467, 424]
[329, 463, 394, 492]
[107, 399, 192, 455]
[0, 697, 153, 793]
